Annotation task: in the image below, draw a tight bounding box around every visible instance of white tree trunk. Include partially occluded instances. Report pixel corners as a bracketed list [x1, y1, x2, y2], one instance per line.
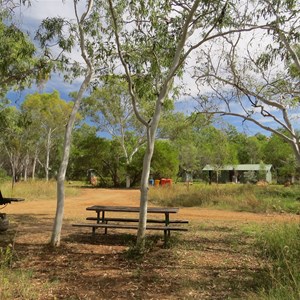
[136, 130, 155, 248]
[45, 129, 52, 181]
[50, 0, 94, 247]
[24, 153, 29, 181]
[108, 0, 201, 250]
[125, 175, 131, 188]
[32, 149, 38, 180]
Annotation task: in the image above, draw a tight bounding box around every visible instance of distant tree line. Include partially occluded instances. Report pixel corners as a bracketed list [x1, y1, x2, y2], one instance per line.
[0, 91, 298, 186]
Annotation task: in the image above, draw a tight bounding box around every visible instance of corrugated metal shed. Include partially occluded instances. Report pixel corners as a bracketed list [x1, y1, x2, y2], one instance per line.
[203, 164, 272, 171]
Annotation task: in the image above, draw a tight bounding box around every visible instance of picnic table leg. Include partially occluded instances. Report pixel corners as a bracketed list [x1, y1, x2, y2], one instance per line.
[163, 212, 171, 247]
[165, 213, 171, 237]
[93, 211, 101, 235]
[164, 229, 168, 247]
[101, 211, 108, 235]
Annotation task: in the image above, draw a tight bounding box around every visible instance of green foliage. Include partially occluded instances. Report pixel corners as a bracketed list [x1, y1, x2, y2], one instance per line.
[0, 245, 14, 268]
[22, 91, 74, 128]
[0, 106, 30, 181]
[0, 21, 51, 97]
[264, 132, 297, 182]
[243, 170, 258, 184]
[35, 1, 109, 82]
[159, 112, 213, 175]
[19, 91, 75, 179]
[151, 140, 179, 179]
[0, 168, 9, 181]
[85, 76, 131, 125]
[257, 0, 300, 68]
[289, 45, 300, 78]
[83, 77, 147, 181]
[124, 235, 160, 259]
[0, 268, 39, 300]
[226, 126, 267, 164]
[126, 147, 145, 186]
[69, 125, 108, 180]
[197, 126, 236, 168]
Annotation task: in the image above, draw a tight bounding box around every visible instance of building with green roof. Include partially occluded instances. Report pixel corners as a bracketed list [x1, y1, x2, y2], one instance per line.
[202, 164, 272, 184]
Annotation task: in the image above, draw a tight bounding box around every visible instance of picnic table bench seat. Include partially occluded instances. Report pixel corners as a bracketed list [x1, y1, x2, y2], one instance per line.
[73, 223, 188, 231]
[72, 222, 188, 245]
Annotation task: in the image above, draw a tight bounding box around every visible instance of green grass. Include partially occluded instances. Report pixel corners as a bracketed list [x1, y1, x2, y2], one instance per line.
[0, 180, 80, 201]
[0, 268, 40, 299]
[149, 183, 300, 214]
[254, 223, 300, 300]
[0, 242, 51, 300]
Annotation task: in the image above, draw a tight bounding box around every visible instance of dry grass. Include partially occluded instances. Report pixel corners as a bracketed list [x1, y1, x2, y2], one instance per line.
[149, 183, 300, 213]
[0, 180, 79, 201]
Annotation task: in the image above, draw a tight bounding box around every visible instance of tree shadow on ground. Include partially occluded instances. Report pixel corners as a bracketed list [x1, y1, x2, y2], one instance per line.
[0, 215, 269, 300]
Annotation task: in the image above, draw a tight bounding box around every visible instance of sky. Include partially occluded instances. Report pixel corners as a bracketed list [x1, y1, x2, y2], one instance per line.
[6, 0, 299, 138]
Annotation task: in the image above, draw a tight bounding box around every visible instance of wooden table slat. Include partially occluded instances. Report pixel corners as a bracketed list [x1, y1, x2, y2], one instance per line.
[86, 205, 179, 213]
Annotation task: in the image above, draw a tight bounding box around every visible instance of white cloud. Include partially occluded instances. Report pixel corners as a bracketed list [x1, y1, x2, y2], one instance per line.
[19, 0, 81, 22]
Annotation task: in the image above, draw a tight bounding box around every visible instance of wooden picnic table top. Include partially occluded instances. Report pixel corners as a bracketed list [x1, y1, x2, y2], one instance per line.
[86, 205, 179, 214]
[0, 191, 25, 205]
[0, 198, 25, 205]
[2, 198, 25, 202]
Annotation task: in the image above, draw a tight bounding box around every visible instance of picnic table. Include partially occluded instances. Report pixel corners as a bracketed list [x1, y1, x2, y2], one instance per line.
[73, 205, 188, 245]
[0, 190, 25, 231]
[0, 190, 25, 205]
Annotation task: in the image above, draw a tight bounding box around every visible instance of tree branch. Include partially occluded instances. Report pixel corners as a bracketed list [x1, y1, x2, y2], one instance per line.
[107, 0, 148, 127]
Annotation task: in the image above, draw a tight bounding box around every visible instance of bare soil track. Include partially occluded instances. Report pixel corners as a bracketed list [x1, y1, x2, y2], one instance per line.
[1, 188, 299, 299]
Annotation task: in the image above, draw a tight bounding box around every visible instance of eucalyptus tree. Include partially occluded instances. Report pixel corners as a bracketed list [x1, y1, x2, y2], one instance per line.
[106, 0, 258, 248]
[159, 112, 212, 178]
[35, 0, 110, 246]
[84, 76, 146, 188]
[194, 0, 300, 164]
[21, 91, 74, 181]
[0, 106, 29, 185]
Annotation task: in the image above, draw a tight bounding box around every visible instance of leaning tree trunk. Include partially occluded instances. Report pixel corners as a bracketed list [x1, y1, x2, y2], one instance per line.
[136, 99, 163, 250]
[50, 0, 94, 247]
[51, 79, 92, 247]
[136, 129, 155, 249]
[107, 0, 201, 252]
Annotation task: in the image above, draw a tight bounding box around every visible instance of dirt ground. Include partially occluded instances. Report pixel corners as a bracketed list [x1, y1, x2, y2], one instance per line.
[2, 188, 300, 299]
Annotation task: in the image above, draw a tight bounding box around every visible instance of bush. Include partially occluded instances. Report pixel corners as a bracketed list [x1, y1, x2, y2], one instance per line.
[0, 168, 9, 182]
